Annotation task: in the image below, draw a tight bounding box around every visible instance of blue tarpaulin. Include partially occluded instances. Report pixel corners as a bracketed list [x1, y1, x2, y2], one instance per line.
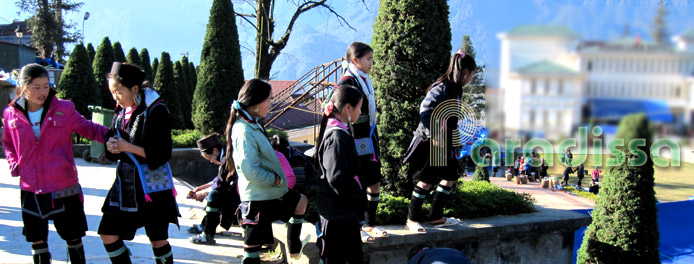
[588, 98, 674, 123]
[572, 200, 694, 263]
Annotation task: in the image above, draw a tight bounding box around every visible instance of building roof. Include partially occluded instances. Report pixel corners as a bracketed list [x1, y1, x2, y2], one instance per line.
[264, 100, 321, 131]
[514, 60, 578, 75]
[268, 80, 298, 96]
[506, 25, 577, 38]
[0, 20, 31, 37]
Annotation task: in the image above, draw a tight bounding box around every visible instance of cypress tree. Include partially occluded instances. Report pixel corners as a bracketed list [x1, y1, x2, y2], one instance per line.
[126, 47, 141, 67]
[154, 52, 185, 129]
[92, 37, 116, 109]
[188, 62, 197, 91]
[180, 56, 192, 96]
[86, 43, 96, 64]
[174, 61, 194, 129]
[577, 113, 659, 263]
[371, 0, 452, 197]
[151, 57, 159, 81]
[139, 48, 153, 82]
[192, 0, 245, 134]
[112, 41, 126, 63]
[57, 43, 100, 119]
[472, 163, 490, 182]
[460, 35, 485, 117]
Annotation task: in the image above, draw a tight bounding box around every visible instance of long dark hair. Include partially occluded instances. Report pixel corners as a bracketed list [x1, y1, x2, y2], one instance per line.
[346, 41, 373, 63]
[224, 79, 273, 178]
[315, 85, 363, 150]
[426, 52, 477, 93]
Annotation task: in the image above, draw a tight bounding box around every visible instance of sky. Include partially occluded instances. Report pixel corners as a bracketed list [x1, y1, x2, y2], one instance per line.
[1, 0, 693, 81]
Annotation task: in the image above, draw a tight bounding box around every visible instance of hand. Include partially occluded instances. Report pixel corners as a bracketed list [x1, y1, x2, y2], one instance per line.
[273, 174, 283, 186]
[107, 137, 129, 154]
[195, 191, 208, 202]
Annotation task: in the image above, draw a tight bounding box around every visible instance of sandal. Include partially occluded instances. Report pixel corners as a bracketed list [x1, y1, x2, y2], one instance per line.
[189, 233, 216, 245]
[363, 226, 388, 237]
[429, 217, 459, 228]
[406, 221, 426, 234]
[360, 230, 375, 243]
[187, 224, 203, 234]
[290, 234, 312, 260]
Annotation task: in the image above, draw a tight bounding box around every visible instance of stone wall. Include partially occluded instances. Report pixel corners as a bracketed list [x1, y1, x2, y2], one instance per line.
[272, 207, 591, 264]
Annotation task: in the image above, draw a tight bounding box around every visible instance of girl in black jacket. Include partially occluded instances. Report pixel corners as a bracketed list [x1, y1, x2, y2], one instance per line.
[403, 50, 477, 233]
[316, 85, 367, 263]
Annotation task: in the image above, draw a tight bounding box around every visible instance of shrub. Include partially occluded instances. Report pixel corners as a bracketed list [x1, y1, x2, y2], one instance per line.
[171, 129, 205, 148]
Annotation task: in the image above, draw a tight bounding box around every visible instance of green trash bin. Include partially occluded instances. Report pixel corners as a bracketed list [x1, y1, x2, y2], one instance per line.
[83, 105, 114, 164]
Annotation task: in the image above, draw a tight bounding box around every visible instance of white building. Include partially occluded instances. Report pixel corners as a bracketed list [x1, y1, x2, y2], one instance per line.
[497, 25, 694, 140]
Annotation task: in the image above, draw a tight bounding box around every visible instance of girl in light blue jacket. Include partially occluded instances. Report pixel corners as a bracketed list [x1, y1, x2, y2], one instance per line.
[226, 79, 309, 264]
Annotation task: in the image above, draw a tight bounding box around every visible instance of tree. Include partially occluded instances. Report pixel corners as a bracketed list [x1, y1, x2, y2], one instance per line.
[371, 0, 452, 197]
[112, 41, 126, 62]
[651, 4, 667, 46]
[154, 52, 185, 129]
[460, 35, 485, 118]
[57, 43, 99, 119]
[151, 57, 159, 81]
[139, 48, 153, 82]
[577, 113, 659, 263]
[86, 42, 95, 64]
[472, 163, 490, 182]
[188, 62, 197, 90]
[193, 0, 245, 134]
[174, 61, 193, 129]
[16, 0, 83, 62]
[92, 37, 115, 109]
[234, 0, 363, 79]
[126, 47, 141, 67]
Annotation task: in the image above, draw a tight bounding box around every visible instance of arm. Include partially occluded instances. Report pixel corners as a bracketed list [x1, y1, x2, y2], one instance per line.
[69, 102, 109, 143]
[418, 84, 448, 138]
[233, 131, 278, 187]
[141, 106, 172, 169]
[2, 112, 19, 177]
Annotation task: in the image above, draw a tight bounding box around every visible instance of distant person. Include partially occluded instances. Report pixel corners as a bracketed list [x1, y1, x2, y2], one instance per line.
[566, 149, 573, 166]
[591, 166, 601, 182]
[403, 50, 477, 233]
[562, 166, 575, 186]
[408, 245, 472, 264]
[576, 163, 585, 187]
[2, 63, 109, 264]
[514, 157, 520, 176]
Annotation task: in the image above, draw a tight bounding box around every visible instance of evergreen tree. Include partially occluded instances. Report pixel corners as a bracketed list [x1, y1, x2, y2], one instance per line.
[472, 163, 490, 182]
[151, 57, 159, 81]
[174, 61, 194, 129]
[57, 43, 99, 119]
[86, 42, 96, 64]
[154, 52, 185, 129]
[126, 47, 141, 67]
[371, 0, 452, 197]
[577, 113, 659, 263]
[112, 41, 126, 62]
[460, 35, 485, 118]
[651, 4, 668, 46]
[192, 0, 245, 134]
[92, 37, 115, 109]
[188, 62, 197, 90]
[139, 48, 153, 82]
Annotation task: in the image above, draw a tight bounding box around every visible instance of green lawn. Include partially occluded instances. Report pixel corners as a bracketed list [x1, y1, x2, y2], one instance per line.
[539, 154, 693, 202]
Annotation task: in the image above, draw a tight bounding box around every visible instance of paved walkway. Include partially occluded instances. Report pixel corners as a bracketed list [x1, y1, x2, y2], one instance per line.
[0, 158, 247, 264]
[476, 172, 595, 210]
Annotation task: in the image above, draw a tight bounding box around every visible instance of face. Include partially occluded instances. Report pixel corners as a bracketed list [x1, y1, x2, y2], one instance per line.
[462, 70, 476, 86]
[201, 149, 221, 165]
[23, 77, 50, 109]
[353, 51, 374, 74]
[109, 78, 138, 107]
[250, 95, 271, 118]
[344, 99, 363, 123]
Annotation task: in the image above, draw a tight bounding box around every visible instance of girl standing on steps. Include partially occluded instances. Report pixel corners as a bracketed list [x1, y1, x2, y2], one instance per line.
[228, 79, 309, 264]
[403, 50, 478, 233]
[2, 63, 109, 264]
[338, 41, 388, 242]
[316, 85, 367, 264]
[100, 62, 180, 264]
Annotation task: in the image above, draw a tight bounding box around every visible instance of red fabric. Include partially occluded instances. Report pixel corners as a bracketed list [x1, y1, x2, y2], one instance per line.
[2, 97, 109, 194]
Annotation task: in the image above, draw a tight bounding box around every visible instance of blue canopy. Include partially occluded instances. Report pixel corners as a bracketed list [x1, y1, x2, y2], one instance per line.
[588, 98, 674, 123]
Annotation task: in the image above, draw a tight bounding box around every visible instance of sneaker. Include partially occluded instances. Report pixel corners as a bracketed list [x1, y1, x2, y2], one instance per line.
[187, 224, 203, 234]
[189, 233, 216, 245]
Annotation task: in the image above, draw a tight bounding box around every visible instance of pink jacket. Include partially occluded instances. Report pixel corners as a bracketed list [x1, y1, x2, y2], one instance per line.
[276, 150, 296, 189]
[2, 95, 108, 194]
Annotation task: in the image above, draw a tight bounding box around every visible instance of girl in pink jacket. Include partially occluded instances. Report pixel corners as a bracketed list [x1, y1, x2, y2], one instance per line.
[2, 63, 108, 264]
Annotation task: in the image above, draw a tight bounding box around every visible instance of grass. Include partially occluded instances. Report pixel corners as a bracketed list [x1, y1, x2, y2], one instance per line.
[540, 154, 694, 202]
[563, 186, 598, 201]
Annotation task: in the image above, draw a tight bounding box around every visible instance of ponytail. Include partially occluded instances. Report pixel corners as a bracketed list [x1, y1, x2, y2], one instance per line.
[225, 108, 239, 181]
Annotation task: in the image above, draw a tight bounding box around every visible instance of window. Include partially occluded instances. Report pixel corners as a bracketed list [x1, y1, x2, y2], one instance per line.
[545, 79, 550, 95]
[676, 86, 682, 98]
[587, 60, 593, 72]
[559, 80, 564, 95]
[529, 110, 535, 125]
[531, 79, 536, 95]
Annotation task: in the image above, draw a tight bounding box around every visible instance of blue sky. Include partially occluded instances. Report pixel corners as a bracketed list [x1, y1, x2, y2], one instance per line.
[1, 0, 693, 80]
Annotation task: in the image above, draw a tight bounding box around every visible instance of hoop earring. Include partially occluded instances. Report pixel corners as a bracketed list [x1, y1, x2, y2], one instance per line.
[348, 114, 352, 124]
[254, 107, 259, 112]
[134, 94, 141, 105]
